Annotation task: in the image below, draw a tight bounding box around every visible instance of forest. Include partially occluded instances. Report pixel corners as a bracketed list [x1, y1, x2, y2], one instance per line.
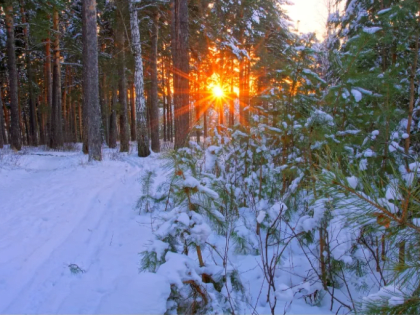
[1, 0, 420, 314]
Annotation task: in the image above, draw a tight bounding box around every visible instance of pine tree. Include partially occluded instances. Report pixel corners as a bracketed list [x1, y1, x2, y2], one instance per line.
[83, 0, 102, 161]
[129, 0, 150, 157]
[172, 0, 190, 149]
[4, 0, 22, 151]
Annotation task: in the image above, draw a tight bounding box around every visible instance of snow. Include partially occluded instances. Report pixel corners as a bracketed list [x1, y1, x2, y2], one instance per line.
[359, 158, 368, 171]
[183, 174, 219, 199]
[377, 8, 392, 15]
[204, 145, 221, 172]
[257, 210, 266, 223]
[177, 212, 190, 226]
[157, 252, 202, 289]
[363, 148, 375, 157]
[385, 184, 402, 201]
[0, 146, 170, 314]
[363, 26, 382, 34]
[347, 176, 358, 189]
[351, 89, 363, 102]
[0, 146, 338, 315]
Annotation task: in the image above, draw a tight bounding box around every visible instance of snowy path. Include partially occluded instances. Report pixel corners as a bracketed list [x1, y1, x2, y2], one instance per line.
[0, 148, 170, 314]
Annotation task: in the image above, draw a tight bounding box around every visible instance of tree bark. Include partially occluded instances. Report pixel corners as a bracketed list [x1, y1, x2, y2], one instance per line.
[78, 101, 83, 143]
[150, 10, 160, 152]
[44, 33, 52, 145]
[63, 68, 68, 141]
[67, 69, 75, 142]
[115, 2, 130, 152]
[83, 0, 102, 161]
[4, 2, 22, 150]
[0, 90, 4, 148]
[229, 58, 235, 127]
[2, 88, 10, 144]
[51, 9, 63, 148]
[195, 68, 201, 143]
[129, 0, 150, 157]
[101, 73, 109, 146]
[82, 3, 89, 153]
[21, 2, 38, 146]
[172, 0, 190, 149]
[166, 59, 173, 142]
[109, 85, 118, 149]
[130, 82, 136, 141]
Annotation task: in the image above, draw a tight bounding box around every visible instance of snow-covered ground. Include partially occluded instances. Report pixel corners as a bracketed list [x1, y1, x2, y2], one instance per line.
[0, 145, 332, 314]
[0, 145, 169, 314]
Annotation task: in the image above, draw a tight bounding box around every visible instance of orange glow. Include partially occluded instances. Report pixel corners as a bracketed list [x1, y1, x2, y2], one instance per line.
[212, 85, 224, 98]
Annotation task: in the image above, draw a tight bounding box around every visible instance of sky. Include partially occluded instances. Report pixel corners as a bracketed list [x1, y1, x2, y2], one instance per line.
[285, 0, 330, 39]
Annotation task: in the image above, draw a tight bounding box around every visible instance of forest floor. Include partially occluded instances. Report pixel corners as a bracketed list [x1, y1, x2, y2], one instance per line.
[0, 144, 332, 314]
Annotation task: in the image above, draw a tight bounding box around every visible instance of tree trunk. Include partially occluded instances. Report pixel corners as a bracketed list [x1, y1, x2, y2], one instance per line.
[38, 94, 45, 145]
[45, 33, 52, 144]
[115, 5, 130, 153]
[21, 2, 38, 146]
[51, 9, 63, 148]
[62, 68, 68, 142]
[101, 73, 110, 146]
[67, 69, 75, 142]
[229, 58, 235, 127]
[150, 10, 160, 152]
[4, 2, 22, 150]
[129, 0, 150, 157]
[81, 4, 89, 153]
[2, 89, 10, 144]
[163, 73, 167, 142]
[130, 82, 136, 141]
[405, 30, 419, 169]
[83, 0, 102, 161]
[172, 0, 190, 149]
[0, 91, 4, 148]
[109, 85, 118, 148]
[195, 68, 201, 143]
[78, 101, 83, 143]
[166, 59, 173, 142]
[23, 110, 30, 146]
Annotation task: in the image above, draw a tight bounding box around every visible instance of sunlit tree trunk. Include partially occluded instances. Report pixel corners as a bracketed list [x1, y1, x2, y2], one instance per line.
[109, 85, 118, 149]
[150, 10, 161, 152]
[229, 57, 235, 127]
[172, 0, 190, 149]
[163, 63, 167, 143]
[195, 68, 201, 143]
[129, 0, 150, 157]
[115, 5, 130, 153]
[130, 82, 136, 141]
[166, 59, 173, 142]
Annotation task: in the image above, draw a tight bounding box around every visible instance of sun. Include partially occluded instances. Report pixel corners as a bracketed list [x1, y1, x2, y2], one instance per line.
[212, 85, 225, 98]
